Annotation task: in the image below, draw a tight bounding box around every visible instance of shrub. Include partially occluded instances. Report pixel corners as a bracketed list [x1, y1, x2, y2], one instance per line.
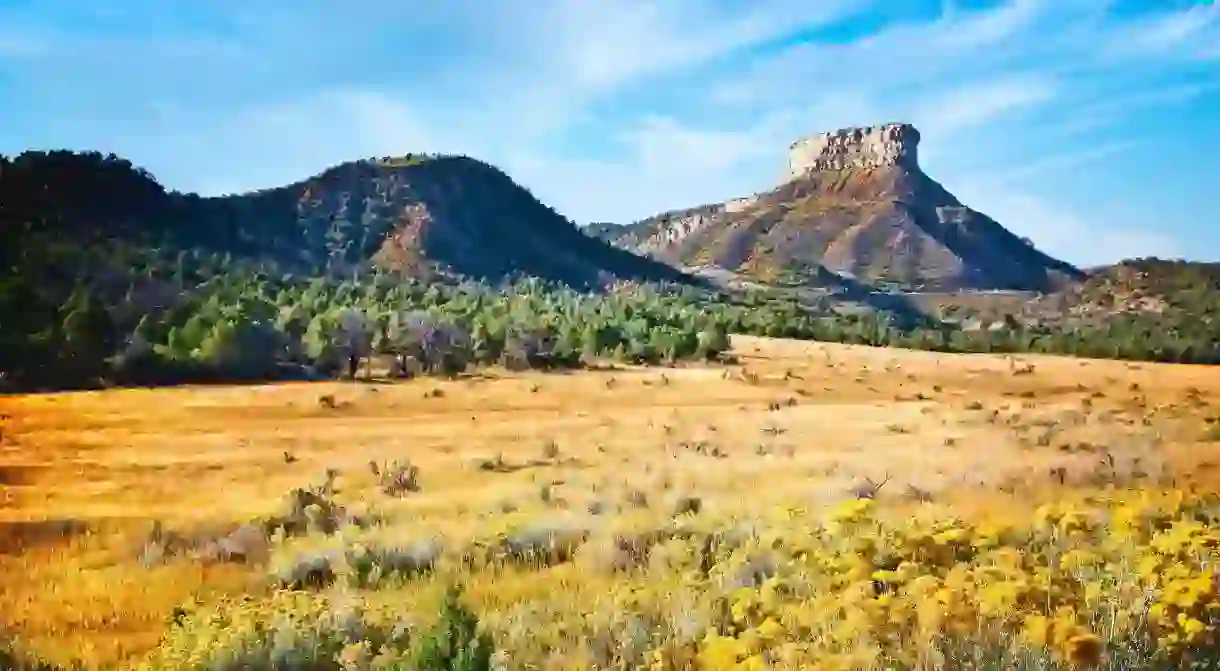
[377, 460, 421, 497]
[142, 592, 415, 670]
[340, 539, 442, 588]
[409, 586, 495, 671]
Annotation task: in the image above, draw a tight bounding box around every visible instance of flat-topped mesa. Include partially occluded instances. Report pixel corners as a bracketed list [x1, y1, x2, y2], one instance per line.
[786, 123, 920, 180]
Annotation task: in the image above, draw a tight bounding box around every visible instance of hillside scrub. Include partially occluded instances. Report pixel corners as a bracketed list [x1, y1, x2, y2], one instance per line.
[136, 489, 1220, 670]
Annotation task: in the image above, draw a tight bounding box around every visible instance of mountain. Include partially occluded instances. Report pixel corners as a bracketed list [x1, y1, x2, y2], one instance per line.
[589, 123, 1084, 292]
[1, 150, 687, 287]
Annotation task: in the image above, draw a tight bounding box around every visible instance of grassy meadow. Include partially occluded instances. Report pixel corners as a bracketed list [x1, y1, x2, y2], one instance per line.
[3, 336, 1220, 669]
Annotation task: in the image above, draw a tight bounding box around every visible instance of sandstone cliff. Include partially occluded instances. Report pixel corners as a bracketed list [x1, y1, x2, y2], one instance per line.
[786, 123, 920, 177]
[592, 123, 1083, 292]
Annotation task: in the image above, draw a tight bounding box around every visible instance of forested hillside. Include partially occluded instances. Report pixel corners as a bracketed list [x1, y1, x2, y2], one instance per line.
[0, 150, 693, 389]
[3, 151, 1220, 393]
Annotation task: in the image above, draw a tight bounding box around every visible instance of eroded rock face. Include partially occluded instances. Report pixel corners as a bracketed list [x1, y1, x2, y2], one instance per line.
[786, 123, 920, 180]
[588, 120, 1083, 292]
[636, 209, 721, 256]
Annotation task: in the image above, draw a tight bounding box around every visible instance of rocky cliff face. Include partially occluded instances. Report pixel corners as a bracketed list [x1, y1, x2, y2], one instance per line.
[786, 123, 920, 179]
[589, 123, 1083, 292]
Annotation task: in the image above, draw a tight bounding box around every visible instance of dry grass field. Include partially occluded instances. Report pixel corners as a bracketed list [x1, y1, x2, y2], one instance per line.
[4, 335, 1220, 669]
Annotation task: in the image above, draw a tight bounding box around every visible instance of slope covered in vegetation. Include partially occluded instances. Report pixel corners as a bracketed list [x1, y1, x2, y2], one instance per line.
[1, 150, 684, 283]
[4, 152, 1220, 395]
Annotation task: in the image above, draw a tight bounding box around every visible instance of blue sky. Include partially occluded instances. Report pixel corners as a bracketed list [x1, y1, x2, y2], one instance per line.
[1, 0, 1217, 266]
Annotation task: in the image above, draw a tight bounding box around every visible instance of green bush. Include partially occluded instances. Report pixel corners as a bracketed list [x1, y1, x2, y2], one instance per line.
[406, 586, 494, 671]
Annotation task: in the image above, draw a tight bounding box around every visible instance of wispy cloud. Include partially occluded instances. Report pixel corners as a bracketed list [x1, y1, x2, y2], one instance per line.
[460, 0, 875, 140]
[537, 0, 821, 91]
[949, 184, 1184, 267]
[913, 74, 1058, 134]
[931, 0, 1046, 49]
[0, 34, 49, 58]
[986, 141, 1143, 182]
[180, 91, 455, 196]
[1102, 2, 1220, 61]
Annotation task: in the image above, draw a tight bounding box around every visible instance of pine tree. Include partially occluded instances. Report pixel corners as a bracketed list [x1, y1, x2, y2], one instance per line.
[59, 286, 115, 376]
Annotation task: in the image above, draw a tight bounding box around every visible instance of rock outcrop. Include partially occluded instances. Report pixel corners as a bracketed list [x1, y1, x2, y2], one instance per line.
[786, 123, 920, 179]
[589, 123, 1083, 292]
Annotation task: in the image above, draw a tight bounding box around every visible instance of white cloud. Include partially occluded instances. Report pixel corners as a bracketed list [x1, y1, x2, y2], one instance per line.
[0, 34, 48, 58]
[913, 75, 1058, 135]
[986, 142, 1141, 182]
[535, 0, 871, 91]
[929, 0, 1046, 49]
[471, 0, 874, 141]
[950, 184, 1184, 267]
[503, 113, 792, 224]
[166, 92, 441, 195]
[706, 0, 1058, 111]
[622, 116, 774, 176]
[1103, 3, 1220, 61]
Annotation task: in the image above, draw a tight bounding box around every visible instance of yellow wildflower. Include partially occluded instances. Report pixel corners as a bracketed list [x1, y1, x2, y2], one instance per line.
[1022, 614, 1051, 647]
[756, 617, 785, 641]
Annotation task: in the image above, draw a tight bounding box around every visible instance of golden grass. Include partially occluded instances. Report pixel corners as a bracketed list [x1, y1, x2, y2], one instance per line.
[3, 336, 1220, 668]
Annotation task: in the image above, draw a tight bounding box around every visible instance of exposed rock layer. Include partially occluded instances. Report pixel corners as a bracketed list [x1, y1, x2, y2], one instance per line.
[589, 123, 1083, 292]
[787, 123, 919, 179]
